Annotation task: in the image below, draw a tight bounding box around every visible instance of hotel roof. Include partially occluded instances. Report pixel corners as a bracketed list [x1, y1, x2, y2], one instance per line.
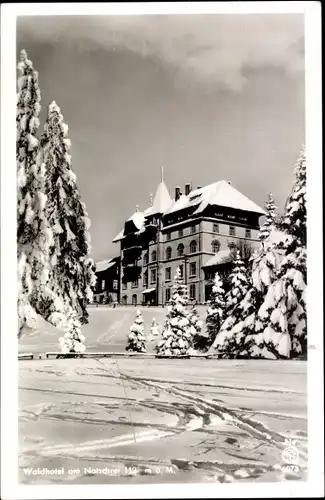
[112, 179, 264, 243]
[95, 259, 117, 273]
[165, 180, 265, 216]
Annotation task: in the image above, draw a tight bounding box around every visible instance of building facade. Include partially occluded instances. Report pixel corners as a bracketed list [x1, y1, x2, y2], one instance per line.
[113, 178, 265, 306]
[94, 256, 120, 304]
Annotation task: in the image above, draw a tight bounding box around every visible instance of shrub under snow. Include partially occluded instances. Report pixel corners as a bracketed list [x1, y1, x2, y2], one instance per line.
[126, 309, 146, 353]
[205, 272, 226, 347]
[59, 309, 86, 354]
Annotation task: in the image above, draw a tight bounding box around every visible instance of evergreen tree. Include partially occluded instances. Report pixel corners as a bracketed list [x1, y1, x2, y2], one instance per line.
[205, 272, 226, 347]
[188, 306, 203, 336]
[210, 227, 289, 358]
[156, 267, 192, 356]
[39, 101, 96, 327]
[126, 309, 146, 353]
[259, 193, 278, 241]
[254, 148, 307, 358]
[225, 251, 250, 312]
[16, 49, 54, 335]
[211, 147, 307, 359]
[59, 309, 86, 355]
[281, 147, 306, 247]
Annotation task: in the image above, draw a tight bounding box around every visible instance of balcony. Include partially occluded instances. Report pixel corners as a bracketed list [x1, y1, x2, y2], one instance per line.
[122, 246, 142, 265]
[122, 264, 142, 284]
[142, 224, 158, 243]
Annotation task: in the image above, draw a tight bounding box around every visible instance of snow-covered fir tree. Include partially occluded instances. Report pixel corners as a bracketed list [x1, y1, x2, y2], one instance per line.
[280, 147, 306, 248]
[188, 306, 203, 336]
[259, 193, 278, 241]
[156, 267, 193, 356]
[225, 251, 250, 312]
[16, 49, 53, 336]
[59, 309, 86, 355]
[205, 272, 226, 347]
[211, 147, 307, 359]
[126, 309, 146, 353]
[39, 101, 96, 327]
[254, 147, 307, 358]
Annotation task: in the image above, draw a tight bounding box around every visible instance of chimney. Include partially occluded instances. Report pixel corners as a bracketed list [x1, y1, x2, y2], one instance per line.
[197, 185, 202, 190]
[185, 182, 191, 196]
[227, 181, 232, 185]
[175, 186, 181, 201]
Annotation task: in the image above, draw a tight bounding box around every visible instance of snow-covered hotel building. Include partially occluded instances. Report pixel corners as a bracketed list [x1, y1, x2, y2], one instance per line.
[112, 177, 264, 306]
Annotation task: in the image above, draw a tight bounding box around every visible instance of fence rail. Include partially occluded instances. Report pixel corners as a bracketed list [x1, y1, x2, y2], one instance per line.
[18, 351, 219, 360]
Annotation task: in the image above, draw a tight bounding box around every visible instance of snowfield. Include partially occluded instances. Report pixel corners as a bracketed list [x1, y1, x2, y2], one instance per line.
[18, 306, 209, 355]
[19, 357, 307, 485]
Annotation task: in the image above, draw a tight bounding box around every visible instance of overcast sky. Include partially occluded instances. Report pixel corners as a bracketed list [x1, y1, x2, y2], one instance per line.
[17, 14, 305, 262]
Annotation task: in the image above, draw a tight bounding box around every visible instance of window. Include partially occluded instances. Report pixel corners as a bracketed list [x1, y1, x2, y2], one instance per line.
[151, 250, 157, 262]
[228, 242, 236, 251]
[190, 262, 196, 277]
[122, 282, 127, 290]
[190, 284, 196, 300]
[191, 225, 196, 234]
[143, 253, 148, 265]
[101, 280, 105, 291]
[143, 271, 148, 287]
[166, 247, 172, 260]
[190, 240, 197, 254]
[132, 279, 139, 288]
[150, 268, 157, 284]
[178, 228, 184, 237]
[229, 226, 236, 236]
[211, 239, 220, 253]
[166, 232, 171, 241]
[165, 267, 171, 281]
[132, 294, 137, 306]
[213, 223, 219, 233]
[122, 295, 127, 305]
[165, 288, 171, 303]
[177, 244, 184, 257]
[245, 229, 251, 239]
[113, 280, 118, 290]
[179, 264, 184, 278]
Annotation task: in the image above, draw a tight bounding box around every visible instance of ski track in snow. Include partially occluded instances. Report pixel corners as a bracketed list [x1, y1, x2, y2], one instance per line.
[19, 359, 307, 484]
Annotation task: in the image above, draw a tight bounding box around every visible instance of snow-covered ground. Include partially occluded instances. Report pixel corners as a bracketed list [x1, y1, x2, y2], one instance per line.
[19, 357, 307, 485]
[18, 306, 209, 355]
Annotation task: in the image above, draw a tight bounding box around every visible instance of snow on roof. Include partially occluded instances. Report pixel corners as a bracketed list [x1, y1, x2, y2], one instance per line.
[95, 259, 116, 273]
[165, 180, 265, 216]
[142, 287, 156, 294]
[113, 210, 146, 242]
[112, 229, 124, 243]
[145, 181, 172, 217]
[202, 250, 233, 268]
[127, 210, 145, 230]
